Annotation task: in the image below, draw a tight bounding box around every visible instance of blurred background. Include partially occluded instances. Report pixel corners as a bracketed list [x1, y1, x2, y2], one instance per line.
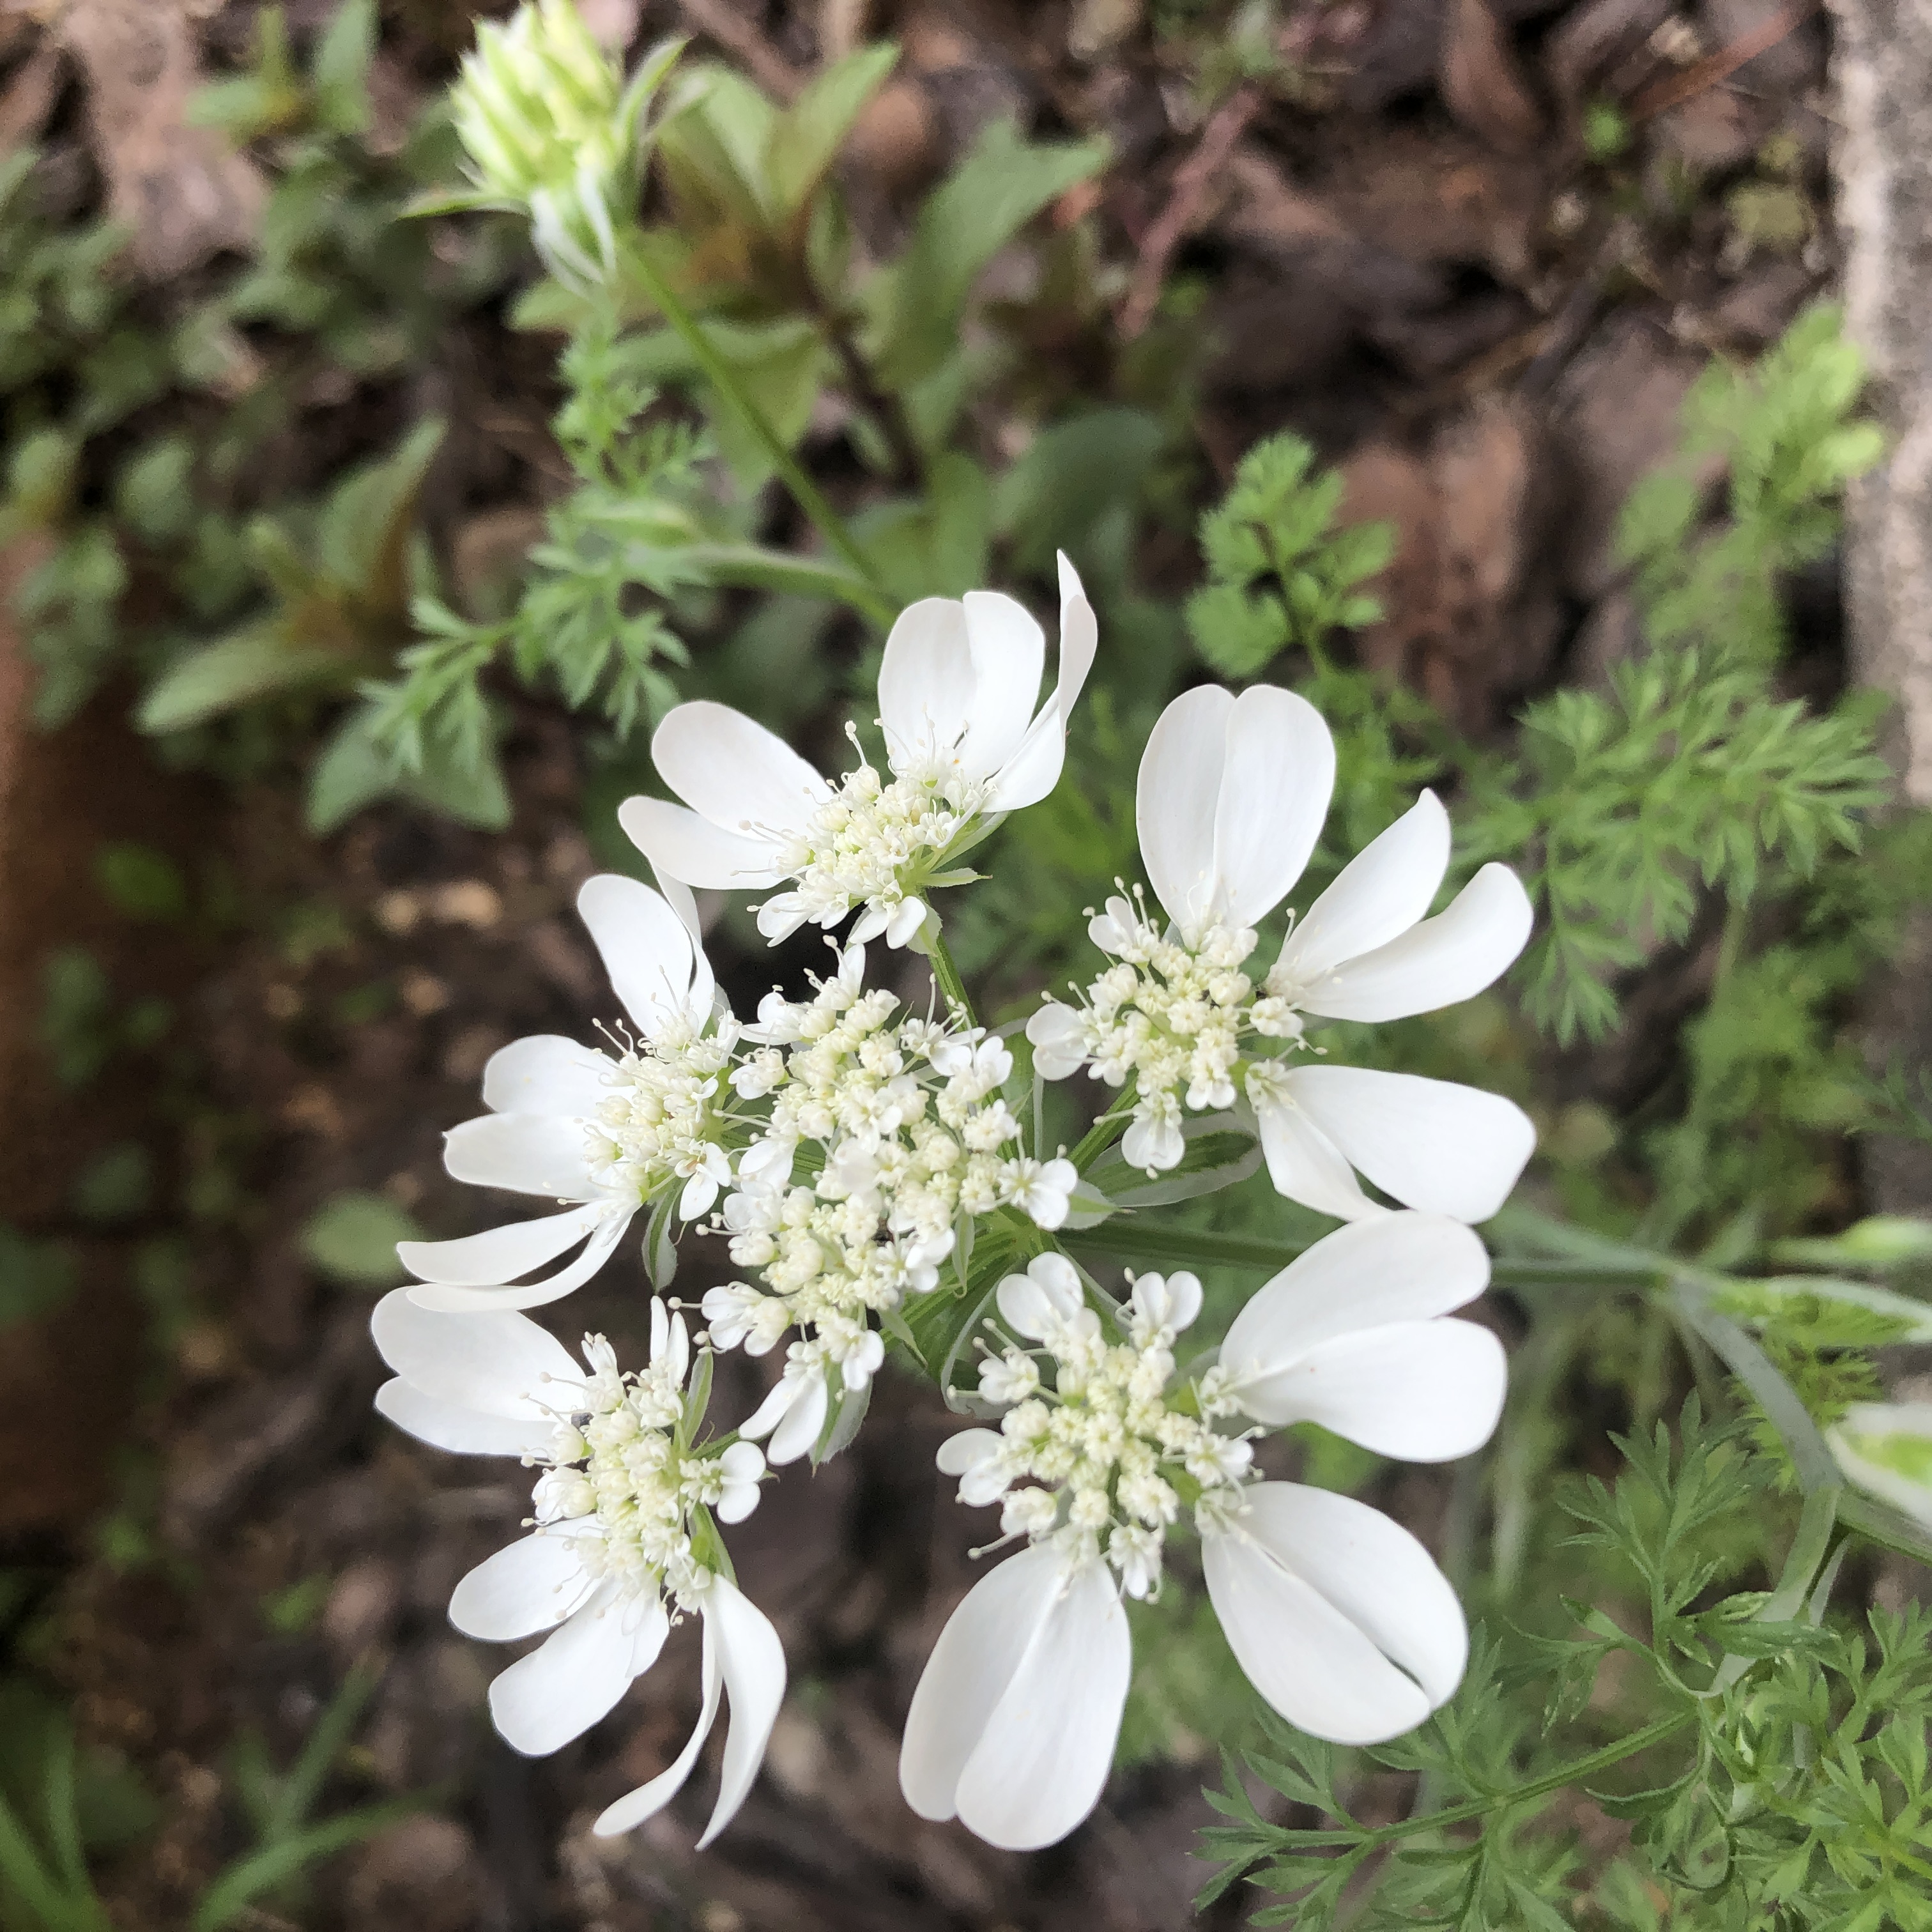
[1, 0, 1923, 1926]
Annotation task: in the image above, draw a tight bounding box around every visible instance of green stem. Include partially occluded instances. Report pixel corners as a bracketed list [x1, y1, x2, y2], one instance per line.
[1276, 1713, 1696, 1853]
[925, 928, 974, 1025]
[625, 251, 896, 628]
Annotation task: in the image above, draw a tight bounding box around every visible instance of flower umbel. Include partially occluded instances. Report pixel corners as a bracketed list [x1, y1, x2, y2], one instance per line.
[400, 875, 738, 1314]
[702, 946, 1077, 1463]
[1029, 683, 1537, 1222]
[371, 1291, 784, 1846]
[622, 557, 1098, 948]
[901, 1213, 1505, 1851]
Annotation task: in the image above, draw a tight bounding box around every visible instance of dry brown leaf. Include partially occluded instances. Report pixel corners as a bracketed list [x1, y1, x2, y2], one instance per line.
[1440, 0, 1545, 153]
[57, 0, 265, 279]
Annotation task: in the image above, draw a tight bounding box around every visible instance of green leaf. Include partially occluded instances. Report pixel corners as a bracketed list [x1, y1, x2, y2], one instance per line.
[137, 631, 344, 734]
[310, 0, 376, 134]
[0, 1227, 76, 1328]
[298, 1193, 424, 1289]
[191, 1797, 427, 1932]
[992, 408, 1163, 572]
[873, 121, 1109, 390]
[766, 43, 899, 222]
[305, 710, 397, 836]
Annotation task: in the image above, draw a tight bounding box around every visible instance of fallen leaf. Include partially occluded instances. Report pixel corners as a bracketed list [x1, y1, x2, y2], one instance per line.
[1440, 0, 1546, 153]
[57, 0, 265, 280]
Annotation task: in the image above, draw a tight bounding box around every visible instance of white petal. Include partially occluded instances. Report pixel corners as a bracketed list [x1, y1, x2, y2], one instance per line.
[1221, 1214, 1491, 1376]
[1137, 685, 1234, 938]
[450, 1532, 596, 1640]
[954, 1553, 1131, 1851]
[936, 1428, 1005, 1476]
[767, 1372, 829, 1466]
[1233, 1318, 1506, 1458]
[578, 874, 710, 1038]
[696, 1577, 788, 1848]
[374, 1379, 557, 1457]
[1250, 1085, 1380, 1220]
[443, 1113, 598, 1200]
[618, 795, 790, 891]
[371, 1288, 579, 1416]
[487, 1581, 647, 1756]
[900, 1539, 1075, 1824]
[1275, 792, 1450, 988]
[481, 1036, 615, 1117]
[1285, 1066, 1537, 1223]
[399, 1202, 605, 1287]
[405, 1213, 629, 1313]
[1297, 862, 1533, 1022]
[1209, 686, 1335, 931]
[985, 555, 1100, 812]
[878, 598, 976, 765]
[594, 1613, 724, 1836]
[1204, 1483, 1464, 1744]
[652, 700, 829, 841]
[956, 590, 1045, 777]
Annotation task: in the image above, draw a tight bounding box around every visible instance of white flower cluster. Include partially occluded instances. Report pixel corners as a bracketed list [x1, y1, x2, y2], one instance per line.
[525, 1303, 763, 1609]
[940, 1255, 1252, 1602]
[1029, 888, 1296, 1174]
[1028, 684, 1538, 1225]
[755, 747, 990, 949]
[372, 1292, 783, 1846]
[702, 947, 1078, 1464]
[585, 1013, 739, 1221]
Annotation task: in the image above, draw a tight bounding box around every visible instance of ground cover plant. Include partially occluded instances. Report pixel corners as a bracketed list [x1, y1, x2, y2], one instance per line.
[4, 0, 1932, 1926]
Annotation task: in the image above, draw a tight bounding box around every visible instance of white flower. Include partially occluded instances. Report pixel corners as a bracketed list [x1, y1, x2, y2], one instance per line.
[1029, 684, 1537, 1222]
[620, 557, 1098, 946]
[1000, 1156, 1078, 1229]
[700, 1282, 791, 1356]
[370, 1291, 783, 1846]
[901, 1213, 1498, 1850]
[399, 876, 737, 1313]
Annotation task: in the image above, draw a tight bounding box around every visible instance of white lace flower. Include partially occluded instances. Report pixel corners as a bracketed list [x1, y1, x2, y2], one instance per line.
[371, 1291, 783, 1846]
[620, 558, 1098, 947]
[1027, 684, 1537, 1222]
[901, 1214, 1501, 1850]
[399, 875, 738, 1314]
[702, 946, 1072, 1456]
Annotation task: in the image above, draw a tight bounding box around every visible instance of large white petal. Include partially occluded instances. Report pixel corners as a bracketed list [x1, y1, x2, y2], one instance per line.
[578, 874, 710, 1039]
[984, 555, 1100, 813]
[1137, 685, 1234, 938]
[696, 1577, 788, 1848]
[594, 1615, 724, 1837]
[480, 1036, 613, 1117]
[954, 1552, 1131, 1851]
[399, 1202, 605, 1287]
[956, 590, 1045, 778]
[1250, 1084, 1380, 1221]
[878, 598, 976, 765]
[404, 1212, 629, 1313]
[900, 1538, 1068, 1824]
[765, 1372, 829, 1466]
[1275, 792, 1452, 990]
[618, 795, 791, 890]
[653, 701, 829, 841]
[374, 1379, 557, 1457]
[1221, 1214, 1491, 1374]
[1240, 1485, 1466, 1704]
[1285, 1066, 1537, 1223]
[450, 1532, 597, 1640]
[487, 1582, 654, 1756]
[1209, 686, 1335, 931]
[371, 1288, 579, 1415]
[1232, 1318, 1506, 1459]
[1204, 1484, 1464, 1744]
[443, 1113, 598, 1200]
[1297, 862, 1533, 1022]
